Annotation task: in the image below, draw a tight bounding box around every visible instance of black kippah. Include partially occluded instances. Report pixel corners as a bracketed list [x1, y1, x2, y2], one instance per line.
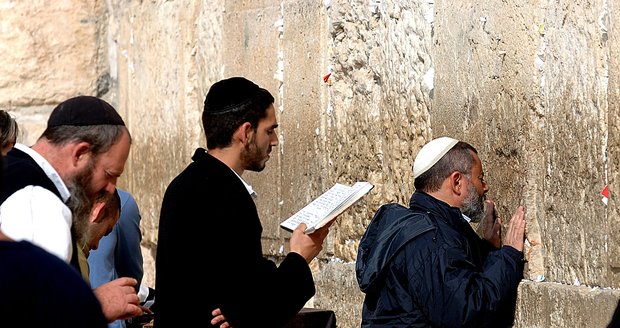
[203, 77, 260, 114]
[47, 96, 125, 127]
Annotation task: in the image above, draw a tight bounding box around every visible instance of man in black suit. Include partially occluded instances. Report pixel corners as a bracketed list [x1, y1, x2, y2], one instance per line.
[155, 77, 331, 328]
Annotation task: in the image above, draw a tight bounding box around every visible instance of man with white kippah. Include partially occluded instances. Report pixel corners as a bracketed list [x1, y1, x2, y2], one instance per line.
[356, 137, 526, 327]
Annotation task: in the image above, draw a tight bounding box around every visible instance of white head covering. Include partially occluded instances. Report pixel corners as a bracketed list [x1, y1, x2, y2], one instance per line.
[413, 137, 459, 178]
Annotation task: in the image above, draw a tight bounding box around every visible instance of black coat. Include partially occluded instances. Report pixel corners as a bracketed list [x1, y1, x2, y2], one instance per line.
[357, 191, 523, 327]
[154, 149, 315, 328]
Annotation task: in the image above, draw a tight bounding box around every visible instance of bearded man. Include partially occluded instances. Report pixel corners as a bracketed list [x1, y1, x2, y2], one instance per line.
[0, 96, 142, 323]
[155, 77, 331, 328]
[356, 137, 527, 328]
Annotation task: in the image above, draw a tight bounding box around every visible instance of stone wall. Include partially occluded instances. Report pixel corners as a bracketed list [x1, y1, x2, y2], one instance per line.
[1, 0, 618, 327]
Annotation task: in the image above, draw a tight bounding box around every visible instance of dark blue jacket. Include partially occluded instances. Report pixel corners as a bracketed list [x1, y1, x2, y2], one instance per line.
[356, 191, 523, 327]
[0, 240, 107, 328]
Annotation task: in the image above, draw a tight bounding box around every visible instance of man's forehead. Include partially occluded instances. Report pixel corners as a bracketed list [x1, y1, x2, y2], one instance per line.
[93, 133, 130, 172]
[94, 153, 125, 173]
[260, 105, 277, 125]
[471, 153, 484, 174]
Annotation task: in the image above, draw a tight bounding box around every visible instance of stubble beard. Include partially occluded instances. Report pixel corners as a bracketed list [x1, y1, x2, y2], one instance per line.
[242, 137, 269, 172]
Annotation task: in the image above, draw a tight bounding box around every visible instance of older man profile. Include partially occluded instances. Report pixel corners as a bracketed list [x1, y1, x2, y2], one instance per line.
[357, 137, 526, 327]
[0, 96, 142, 322]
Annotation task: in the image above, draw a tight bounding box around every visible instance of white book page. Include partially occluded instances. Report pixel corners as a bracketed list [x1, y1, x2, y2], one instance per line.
[280, 181, 373, 233]
[280, 183, 354, 232]
[312, 181, 373, 229]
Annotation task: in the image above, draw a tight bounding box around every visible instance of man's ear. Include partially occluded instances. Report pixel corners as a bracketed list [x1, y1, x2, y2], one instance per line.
[233, 122, 253, 145]
[450, 171, 465, 196]
[71, 142, 92, 167]
[90, 202, 106, 224]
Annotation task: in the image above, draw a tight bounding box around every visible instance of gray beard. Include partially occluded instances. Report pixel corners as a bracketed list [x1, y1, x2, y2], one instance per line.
[67, 163, 95, 247]
[462, 183, 485, 223]
[67, 184, 92, 247]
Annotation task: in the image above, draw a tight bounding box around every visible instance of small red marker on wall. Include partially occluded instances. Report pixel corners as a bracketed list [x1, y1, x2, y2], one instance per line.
[323, 72, 332, 83]
[602, 185, 609, 205]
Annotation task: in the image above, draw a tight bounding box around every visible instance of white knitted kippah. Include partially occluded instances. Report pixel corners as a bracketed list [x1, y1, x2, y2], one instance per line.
[413, 137, 459, 178]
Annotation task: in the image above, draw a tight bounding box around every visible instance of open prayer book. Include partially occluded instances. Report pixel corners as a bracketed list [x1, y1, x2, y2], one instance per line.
[280, 181, 374, 234]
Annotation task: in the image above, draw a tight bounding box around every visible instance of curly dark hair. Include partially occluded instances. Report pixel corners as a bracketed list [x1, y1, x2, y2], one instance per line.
[201, 78, 275, 149]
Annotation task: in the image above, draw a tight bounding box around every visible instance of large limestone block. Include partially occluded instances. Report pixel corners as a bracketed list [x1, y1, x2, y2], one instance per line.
[277, 0, 329, 249]
[536, 0, 610, 288]
[0, 0, 105, 105]
[8, 105, 51, 146]
[515, 281, 620, 327]
[432, 0, 612, 287]
[216, 0, 284, 254]
[265, 1, 331, 252]
[314, 261, 364, 328]
[326, 0, 434, 262]
[110, 0, 212, 288]
[606, 0, 620, 288]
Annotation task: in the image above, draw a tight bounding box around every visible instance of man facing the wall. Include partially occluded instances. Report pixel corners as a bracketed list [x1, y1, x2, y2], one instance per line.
[357, 137, 526, 327]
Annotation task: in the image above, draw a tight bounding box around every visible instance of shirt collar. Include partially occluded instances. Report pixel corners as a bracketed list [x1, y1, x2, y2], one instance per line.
[461, 213, 471, 223]
[14, 143, 72, 203]
[230, 168, 257, 199]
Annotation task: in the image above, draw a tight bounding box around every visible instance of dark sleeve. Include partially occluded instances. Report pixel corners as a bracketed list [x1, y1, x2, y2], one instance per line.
[155, 176, 202, 328]
[480, 238, 500, 254]
[408, 236, 524, 328]
[2, 242, 108, 328]
[155, 168, 315, 328]
[40, 258, 109, 328]
[215, 202, 315, 328]
[222, 251, 316, 328]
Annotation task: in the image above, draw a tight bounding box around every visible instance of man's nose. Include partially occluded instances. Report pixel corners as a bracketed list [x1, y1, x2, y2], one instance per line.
[103, 183, 116, 194]
[272, 133, 280, 146]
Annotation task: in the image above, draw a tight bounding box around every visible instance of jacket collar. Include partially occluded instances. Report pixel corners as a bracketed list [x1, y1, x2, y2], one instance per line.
[409, 190, 470, 230]
[191, 148, 256, 198]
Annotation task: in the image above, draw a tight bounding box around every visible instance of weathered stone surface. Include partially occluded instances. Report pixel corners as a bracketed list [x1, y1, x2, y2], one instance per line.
[607, 0, 620, 288]
[3, 0, 620, 327]
[326, 0, 434, 262]
[515, 281, 620, 327]
[221, 0, 285, 249]
[433, 0, 544, 282]
[5, 105, 51, 146]
[537, 0, 609, 288]
[314, 261, 365, 327]
[276, 0, 329, 247]
[433, 0, 612, 287]
[0, 0, 106, 106]
[107, 0, 212, 288]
